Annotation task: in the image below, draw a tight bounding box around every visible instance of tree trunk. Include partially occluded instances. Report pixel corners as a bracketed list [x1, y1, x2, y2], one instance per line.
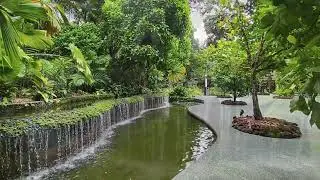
[251, 73, 263, 120]
[233, 78, 237, 102]
[233, 91, 237, 102]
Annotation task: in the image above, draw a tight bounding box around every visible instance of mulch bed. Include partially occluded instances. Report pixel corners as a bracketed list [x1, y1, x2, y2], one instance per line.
[216, 95, 232, 98]
[232, 116, 302, 139]
[221, 100, 247, 105]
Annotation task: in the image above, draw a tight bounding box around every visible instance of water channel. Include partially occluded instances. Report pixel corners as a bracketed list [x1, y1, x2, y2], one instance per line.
[0, 98, 214, 180]
[55, 105, 214, 180]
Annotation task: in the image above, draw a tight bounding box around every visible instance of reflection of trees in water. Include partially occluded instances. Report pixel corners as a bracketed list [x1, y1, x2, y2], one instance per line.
[61, 106, 214, 179]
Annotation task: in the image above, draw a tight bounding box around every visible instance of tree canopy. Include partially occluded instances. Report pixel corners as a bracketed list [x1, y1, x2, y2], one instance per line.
[102, 0, 192, 94]
[260, 0, 320, 127]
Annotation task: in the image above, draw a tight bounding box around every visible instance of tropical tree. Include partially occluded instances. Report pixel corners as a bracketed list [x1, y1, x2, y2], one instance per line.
[210, 41, 249, 102]
[0, 0, 48, 80]
[211, 0, 288, 119]
[0, 0, 68, 80]
[0, 0, 92, 102]
[191, 0, 255, 46]
[53, 0, 105, 23]
[260, 0, 320, 127]
[101, 0, 192, 94]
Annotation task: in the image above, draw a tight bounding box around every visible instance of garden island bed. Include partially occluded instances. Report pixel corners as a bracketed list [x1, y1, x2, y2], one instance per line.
[216, 95, 232, 98]
[0, 96, 144, 137]
[273, 95, 293, 99]
[232, 116, 302, 138]
[221, 100, 247, 105]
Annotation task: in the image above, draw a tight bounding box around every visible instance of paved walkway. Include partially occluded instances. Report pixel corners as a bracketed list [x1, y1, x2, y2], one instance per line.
[174, 96, 320, 180]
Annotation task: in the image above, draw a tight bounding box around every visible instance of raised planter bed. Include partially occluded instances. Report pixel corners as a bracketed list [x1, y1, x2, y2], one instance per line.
[232, 116, 302, 138]
[216, 95, 232, 98]
[0, 94, 114, 117]
[169, 96, 204, 103]
[273, 95, 293, 99]
[221, 100, 247, 105]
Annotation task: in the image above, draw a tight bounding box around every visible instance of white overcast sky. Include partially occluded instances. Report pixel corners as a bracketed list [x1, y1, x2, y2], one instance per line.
[190, 0, 248, 47]
[190, 1, 208, 47]
[191, 9, 207, 47]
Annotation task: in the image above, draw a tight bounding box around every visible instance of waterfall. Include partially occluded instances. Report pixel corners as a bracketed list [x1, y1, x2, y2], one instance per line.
[0, 96, 168, 179]
[45, 131, 48, 168]
[57, 128, 62, 162]
[80, 120, 84, 152]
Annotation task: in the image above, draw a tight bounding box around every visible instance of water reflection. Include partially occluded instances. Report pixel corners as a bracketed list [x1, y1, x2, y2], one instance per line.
[176, 96, 320, 180]
[56, 106, 215, 180]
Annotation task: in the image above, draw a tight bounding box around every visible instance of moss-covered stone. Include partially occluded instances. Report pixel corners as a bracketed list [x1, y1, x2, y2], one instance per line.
[0, 94, 114, 117]
[0, 96, 144, 137]
[169, 96, 204, 103]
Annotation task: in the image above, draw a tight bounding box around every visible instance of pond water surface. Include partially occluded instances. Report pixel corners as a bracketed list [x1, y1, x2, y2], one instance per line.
[49, 105, 214, 180]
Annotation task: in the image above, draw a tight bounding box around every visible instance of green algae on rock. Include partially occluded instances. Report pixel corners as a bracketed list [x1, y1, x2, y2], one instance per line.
[0, 96, 145, 137]
[0, 94, 114, 117]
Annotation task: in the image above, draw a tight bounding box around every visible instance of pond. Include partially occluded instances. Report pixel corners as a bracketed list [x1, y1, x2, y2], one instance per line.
[45, 105, 215, 180]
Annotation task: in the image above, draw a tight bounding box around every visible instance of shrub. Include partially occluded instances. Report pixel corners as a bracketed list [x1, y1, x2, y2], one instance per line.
[169, 86, 202, 97]
[275, 88, 294, 97]
[52, 23, 102, 59]
[210, 87, 229, 96]
[170, 86, 188, 97]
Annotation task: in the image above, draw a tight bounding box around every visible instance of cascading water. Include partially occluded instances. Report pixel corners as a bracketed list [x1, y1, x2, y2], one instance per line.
[0, 96, 168, 180]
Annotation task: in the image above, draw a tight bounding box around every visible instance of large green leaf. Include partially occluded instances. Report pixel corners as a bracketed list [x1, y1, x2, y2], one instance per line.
[0, 0, 47, 22]
[0, 9, 20, 66]
[310, 66, 320, 73]
[55, 4, 69, 24]
[287, 35, 297, 44]
[261, 12, 275, 28]
[303, 76, 317, 96]
[290, 96, 311, 115]
[310, 102, 320, 128]
[69, 43, 94, 85]
[19, 30, 53, 50]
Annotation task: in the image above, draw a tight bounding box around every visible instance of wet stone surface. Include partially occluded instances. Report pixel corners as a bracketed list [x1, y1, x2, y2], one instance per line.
[174, 96, 320, 180]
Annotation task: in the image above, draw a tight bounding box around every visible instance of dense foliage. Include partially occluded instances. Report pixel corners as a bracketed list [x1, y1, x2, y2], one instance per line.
[210, 41, 249, 101]
[260, 0, 320, 127]
[0, 0, 193, 103]
[102, 0, 192, 94]
[2, 0, 317, 129]
[197, 0, 288, 119]
[195, 0, 319, 127]
[0, 96, 144, 136]
[169, 86, 202, 98]
[53, 0, 105, 23]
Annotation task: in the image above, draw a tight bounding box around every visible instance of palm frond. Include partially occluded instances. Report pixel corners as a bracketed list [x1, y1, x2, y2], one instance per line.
[19, 30, 53, 49]
[55, 4, 69, 24]
[1, 0, 47, 22]
[0, 9, 20, 67]
[69, 43, 94, 85]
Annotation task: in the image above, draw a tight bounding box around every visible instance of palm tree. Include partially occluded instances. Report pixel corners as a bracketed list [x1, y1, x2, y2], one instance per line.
[0, 0, 45, 80]
[0, 0, 67, 81]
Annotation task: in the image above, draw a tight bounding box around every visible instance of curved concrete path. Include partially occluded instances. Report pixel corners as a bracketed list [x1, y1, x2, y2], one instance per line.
[174, 96, 320, 180]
